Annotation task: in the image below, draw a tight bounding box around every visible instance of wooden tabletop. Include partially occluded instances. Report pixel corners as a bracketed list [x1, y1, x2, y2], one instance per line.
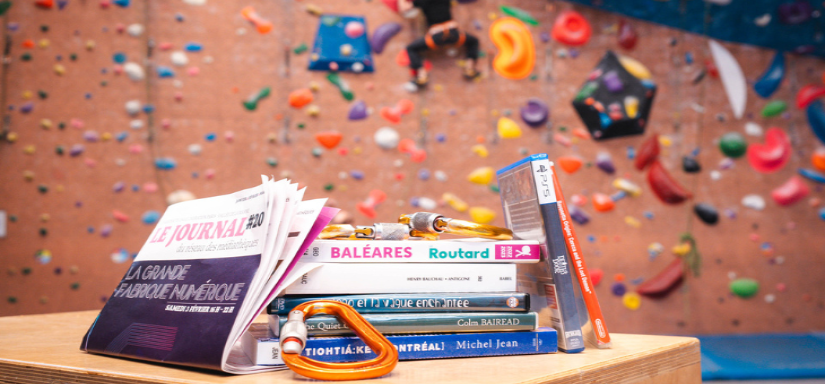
[0, 311, 701, 384]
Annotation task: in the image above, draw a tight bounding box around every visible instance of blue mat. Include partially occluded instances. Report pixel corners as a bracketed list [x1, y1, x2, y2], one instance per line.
[698, 333, 825, 381]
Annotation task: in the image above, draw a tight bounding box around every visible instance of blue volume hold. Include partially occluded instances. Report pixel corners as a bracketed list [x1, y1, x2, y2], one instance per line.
[806, 100, 825, 145]
[798, 168, 825, 184]
[754, 51, 785, 98]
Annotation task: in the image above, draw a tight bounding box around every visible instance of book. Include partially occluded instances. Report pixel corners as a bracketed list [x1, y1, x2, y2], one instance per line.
[267, 292, 530, 315]
[268, 312, 539, 336]
[80, 177, 339, 374]
[300, 239, 541, 263]
[550, 163, 612, 349]
[283, 263, 518, 295]
[496, 154, 585, 353]
[241, 323, 557, 366]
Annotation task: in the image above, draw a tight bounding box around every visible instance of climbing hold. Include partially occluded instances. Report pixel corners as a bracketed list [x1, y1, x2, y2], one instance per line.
[123, 62, 145, 81]
[557, 156, 583, 174]
[0, 1, 11, 16]
[569, 206, 590, 225]
[469, 207, 496, 224]
[315, 131, 343, 149]
[370, 22, 402, 54]
[156, 66, 175, 78]
[471, 144, 488, 158]
[167, 190, 196, 205]
[35, 0, 54, 9]
[634, 134, 660, 170]
[348, 100, 368, 120]
[374, 127, 400, 149]
[344, 20, 365, 38]
[637, 258, 684, 298]
[719, 132, 747, 158]
[622, 292, 641, 310]
[288, 88, 313, 109]
[796, 84, 825, 109]
[682, 156, 701, 173]
[807, 100, 825, 145]
[613, 178, 642, 197]
[499, 5, 538, 26]
[741, 194, 766, 210]
[141, 210, 160, 224]
[709, 40, 746, 119]
[602, 70, 624, 93]
[761, 100, 787, 117]
[771, 175, 810, 206]
[35, 249, 52, 264]
[693, 203, 719, 225]
[799, 168, 825, 184]
[112, 210, 130, 223]
[154, 157, 177, 170]
[617, 19, 638, 50]
[490, 17, 535, 80]
[551, 10, 591, 46]
[327, 73, 354, 101]
[240, 6, 273, 34]
[595, 152, 616, 174]
[611, 282, 627, 297]
[592, 193, 615, 212]
[110, 248, 130, 263]
[648, 160, 692, 204]
[747, 127, 790, 173]
[624, 216, 641, 228]
[380, 99, 414, 124]
[357, 189, 386, 218]
[497, 117, 522, 139]
[753, 51, 785, 98]
[778, 1, 812, 24]
[126, 23, 144, 37]
[443, 193, 469, 212]
[519, 98, 549, 127]
[184, 42, 203, 52]
[170, 51, 188, 67]
[243, 87, 270, 111]
[468, 167, 494, 185]
[730, 278, 759, 298]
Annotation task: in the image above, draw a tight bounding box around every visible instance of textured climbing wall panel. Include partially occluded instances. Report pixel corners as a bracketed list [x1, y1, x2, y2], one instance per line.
[0, 0, 823, 337]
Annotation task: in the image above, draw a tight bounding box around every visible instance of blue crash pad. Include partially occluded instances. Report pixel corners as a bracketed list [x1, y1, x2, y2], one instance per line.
[698, 333, 825, 381]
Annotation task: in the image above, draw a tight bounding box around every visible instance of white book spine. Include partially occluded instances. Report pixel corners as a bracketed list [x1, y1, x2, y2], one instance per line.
[284, 263, 518, 294]
[300, 240, 541, 263]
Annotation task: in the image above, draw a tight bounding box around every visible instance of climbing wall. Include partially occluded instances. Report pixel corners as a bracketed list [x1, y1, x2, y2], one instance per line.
[1, 0, 824, 337]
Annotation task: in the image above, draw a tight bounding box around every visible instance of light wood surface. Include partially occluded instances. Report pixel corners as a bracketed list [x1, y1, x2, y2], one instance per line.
[0, 310, 700, 383]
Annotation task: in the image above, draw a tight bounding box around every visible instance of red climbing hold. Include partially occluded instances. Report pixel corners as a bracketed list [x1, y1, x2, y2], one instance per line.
[557, 155, 584, 174]
[634, 134, 660, 171]
[551, 10, 592, 46]
[636, 258, 684, 298]
[617, 19, 638, 50]
[647, 160, 692, 205]
[771, 175, 810, 206]
[746, 127, 791, 173]
[796, 84, 825, 109]
[315, 131, 343, 149]
[35, 0, 54, 8]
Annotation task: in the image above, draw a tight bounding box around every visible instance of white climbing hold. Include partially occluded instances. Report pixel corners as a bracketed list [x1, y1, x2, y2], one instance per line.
[170, 51, 189, 67]
[374, 127, 400, 149]
[123, 62, 145, 81]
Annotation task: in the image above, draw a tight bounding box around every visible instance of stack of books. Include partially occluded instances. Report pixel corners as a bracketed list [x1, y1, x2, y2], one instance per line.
[242, 238, 560, 365]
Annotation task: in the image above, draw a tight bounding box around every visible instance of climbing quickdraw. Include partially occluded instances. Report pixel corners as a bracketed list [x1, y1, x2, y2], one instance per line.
[318, 212, 513, 241]
[280, 300, 398, 381]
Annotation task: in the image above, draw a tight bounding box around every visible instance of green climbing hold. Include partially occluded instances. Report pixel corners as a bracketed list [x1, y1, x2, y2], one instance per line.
[312, 147, 323, 157]
[761, 100, 787, 118]
[37, 184, 49, 193]
[719, 132, 747, 158]
[499, 5, 539, 26]
[38, 90, 48, 99]
[489, 184, 500, 193]
[575, 82, 598, 102]
[21, 53, 32, 61]
[40, 25, 49, 32]
[71, 282, 81, 290]
[559, 126, 568, 132]
[327, 73, 354, 101]
[7, 296, 17, 304]
[21, 267, 32, 275]
[0, 1, 11, 16]
[293, 43, 308, 55]
[58, 122, 66, 130]
[529, 74, 538, 81]
[70, 53, 77, 61]
[9, 215, 17, 222]
[39, 228, 48, 236]
[242, 87, 271, 111]
[324, 183, 334, 191]
[100, 81, 108, 87]
[266, 157, 278, 167]
[297, 123, 306, 129]
[730, 278, 759, 298]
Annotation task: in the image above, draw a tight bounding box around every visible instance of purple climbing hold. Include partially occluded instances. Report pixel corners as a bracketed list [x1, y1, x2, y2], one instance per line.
[611, 282, 627, 296]
[539, 31, 550, 43]
[778, 1, 813, 25]
[20, 102, 34, 114]
[83, 131, 100, 142]
[595, 152, 616, 174]
[569, 206, 590, 225]
[350, 170, 365, 180]
[348, 100, 368, 120]
[369, 22, 402, 54]
[100, 224, 113, 238]
[519, 98, 549, 128]
[69, 144, 84, 157]
[112, 181, 125, 193]
[602, 70, 624, 93]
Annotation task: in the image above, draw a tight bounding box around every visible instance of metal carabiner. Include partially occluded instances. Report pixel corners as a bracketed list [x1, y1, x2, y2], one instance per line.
[399, 212, 514, 240]
[280, 300, 398, 381]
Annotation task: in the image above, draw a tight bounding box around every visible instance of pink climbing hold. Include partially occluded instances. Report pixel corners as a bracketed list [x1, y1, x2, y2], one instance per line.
[747, 127, 791, 173]
[771, 175, 810, 206]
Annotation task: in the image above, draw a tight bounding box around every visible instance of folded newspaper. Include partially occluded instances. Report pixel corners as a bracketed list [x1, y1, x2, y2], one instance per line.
[80, 177, 339, 374]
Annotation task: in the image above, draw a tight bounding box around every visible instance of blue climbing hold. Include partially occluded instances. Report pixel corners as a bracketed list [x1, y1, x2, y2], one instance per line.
[806, 100, 825, 146]
[113, 0, 130, 7]
[142, 104, 155, 114]
[116, 132, 128, 142]
[798, 168, 825, 184]
[157, 66, 175, 78]
[154, 157, 177, 170]
[141, 210, 160, 224]
[205, 132, 216, 141]
[184, 42, 203, 52]
[754, 51, 785, 99]
[112, 52, 127, 64]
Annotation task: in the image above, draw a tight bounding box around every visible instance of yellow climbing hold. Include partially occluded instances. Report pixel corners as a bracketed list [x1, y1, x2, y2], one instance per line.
[497, 117, 522, 139]
[101, 132, 113, 141]
[22, 91, 33, 100]
[6, 132, 18, 143]
[471, 144, 489, 158]
[488, 12, 498, 20]
[40, 119, 52, 129]
[443, 192, 469, 212]
[613, 178, 642, 197]
[659, 135, 673, 147]
[309, 81, 321, 92]
[469, 206, 496, 224]
[672, 242, 691, 256]
[622, 292, 642, 310]
[85, 40, 96, 51]
[618, 55, 652, 80]
[23, 170, 34, 181]
[467, 167, 495, 185]
[38, 39, 50, 48]
[306, 105, 320, 117]
[54, 64, 66, 76]
[23, 145, 36, 155]
[624, 216, 641, 228]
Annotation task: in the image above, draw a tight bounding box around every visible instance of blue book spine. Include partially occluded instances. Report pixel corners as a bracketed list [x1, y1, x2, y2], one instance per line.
[267, 292, 530, 315]
[245, 326, 557, 365]
[496, 154, 586, 353]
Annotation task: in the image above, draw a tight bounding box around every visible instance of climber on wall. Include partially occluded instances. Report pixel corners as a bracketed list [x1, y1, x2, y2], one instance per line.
[398, 0, 480, 89]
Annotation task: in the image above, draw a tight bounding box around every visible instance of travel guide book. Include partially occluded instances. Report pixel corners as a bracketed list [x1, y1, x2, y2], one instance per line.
[80, 177, 339, 374]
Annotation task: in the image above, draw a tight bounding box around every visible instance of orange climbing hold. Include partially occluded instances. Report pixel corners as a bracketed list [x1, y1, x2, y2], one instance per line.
[315, 131, 343, 149]
[592, 193, 615, 212]
[241, 6, 273, 34]
[380, 99, 414, 124]
[557, 156, 584, 174]
[812, 147, 825, 171]
[490, 17, 535, 80]
[288, 88, 313, 108]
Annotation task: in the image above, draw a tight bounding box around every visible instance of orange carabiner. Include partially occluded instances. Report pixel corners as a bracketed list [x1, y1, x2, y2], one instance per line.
[280, 300, 399, 381]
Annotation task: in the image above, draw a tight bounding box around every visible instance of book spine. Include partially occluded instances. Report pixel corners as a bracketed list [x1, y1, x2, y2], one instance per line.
[300, 240, 541, 263]
[268, 312, 539, 336]
[283, 263, 518, 294]
[249, 328, 557, 365]
[268, 292, 530, 315]
[550, 164, 612, 349]
[519, 156, 585, 353]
